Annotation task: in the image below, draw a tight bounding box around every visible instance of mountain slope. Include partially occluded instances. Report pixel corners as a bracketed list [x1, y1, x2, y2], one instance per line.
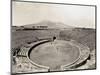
[23, 21, 73, 29]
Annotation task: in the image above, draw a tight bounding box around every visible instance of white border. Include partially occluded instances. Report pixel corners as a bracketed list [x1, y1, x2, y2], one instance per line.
[0, 0, 99, 75]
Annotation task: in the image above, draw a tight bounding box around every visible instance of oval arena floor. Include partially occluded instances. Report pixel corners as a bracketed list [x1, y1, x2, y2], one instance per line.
[29, 40, 80, 70]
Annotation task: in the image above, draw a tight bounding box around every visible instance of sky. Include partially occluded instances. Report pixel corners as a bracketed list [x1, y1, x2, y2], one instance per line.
[12, 1, 96, 28]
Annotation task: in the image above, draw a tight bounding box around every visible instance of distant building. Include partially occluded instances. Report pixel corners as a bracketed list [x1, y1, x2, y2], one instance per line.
[32, 26, 48, 29]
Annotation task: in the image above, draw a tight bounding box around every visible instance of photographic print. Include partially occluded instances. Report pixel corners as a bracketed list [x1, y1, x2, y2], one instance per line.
[11, 0, 96, 74]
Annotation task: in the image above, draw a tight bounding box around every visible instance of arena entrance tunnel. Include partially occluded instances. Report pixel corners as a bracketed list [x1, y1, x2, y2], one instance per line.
[27, 39, 90, 71]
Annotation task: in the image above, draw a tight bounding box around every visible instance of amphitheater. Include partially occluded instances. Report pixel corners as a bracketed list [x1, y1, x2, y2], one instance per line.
[11, 28, 96, 73]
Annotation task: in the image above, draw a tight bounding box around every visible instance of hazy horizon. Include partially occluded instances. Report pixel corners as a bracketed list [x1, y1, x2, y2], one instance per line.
[12, 1, 95, 29]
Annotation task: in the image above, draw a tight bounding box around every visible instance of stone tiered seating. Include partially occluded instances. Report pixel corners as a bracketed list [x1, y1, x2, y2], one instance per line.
[17, 47, 29, 57]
